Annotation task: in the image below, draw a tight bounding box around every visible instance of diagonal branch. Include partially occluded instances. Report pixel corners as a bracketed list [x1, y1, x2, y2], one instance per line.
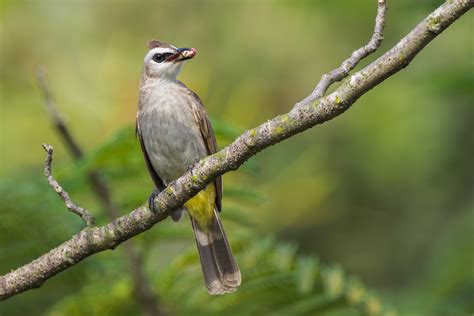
[0, 0, 471, 301]
[42, 144, 95, 226]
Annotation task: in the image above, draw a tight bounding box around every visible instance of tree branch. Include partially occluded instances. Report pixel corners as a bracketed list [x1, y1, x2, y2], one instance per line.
[36, 71, 164, 316]
[1, 0, 471, 301]
[42, 144, 95, 226]
[297, 0, 387, 107]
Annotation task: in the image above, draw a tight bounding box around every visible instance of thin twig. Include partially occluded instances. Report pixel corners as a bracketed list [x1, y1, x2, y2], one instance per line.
[42, 143, 95, 226]
[295, 0, 387, 109]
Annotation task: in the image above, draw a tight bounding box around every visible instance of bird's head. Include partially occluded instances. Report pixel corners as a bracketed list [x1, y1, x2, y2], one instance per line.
[143, 39, 196, 79]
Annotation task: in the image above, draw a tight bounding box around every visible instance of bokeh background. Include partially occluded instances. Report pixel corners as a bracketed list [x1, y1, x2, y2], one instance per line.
[0, 0, 472, 315]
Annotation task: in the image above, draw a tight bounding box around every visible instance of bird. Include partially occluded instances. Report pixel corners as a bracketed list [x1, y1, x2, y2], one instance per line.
[135, 39, 241, 295]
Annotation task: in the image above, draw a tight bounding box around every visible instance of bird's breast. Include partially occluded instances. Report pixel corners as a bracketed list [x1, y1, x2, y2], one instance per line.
[138, 90, 207, 184]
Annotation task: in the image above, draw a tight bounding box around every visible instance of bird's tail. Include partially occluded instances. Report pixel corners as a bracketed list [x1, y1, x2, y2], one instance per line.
[190, 208, 241, 295]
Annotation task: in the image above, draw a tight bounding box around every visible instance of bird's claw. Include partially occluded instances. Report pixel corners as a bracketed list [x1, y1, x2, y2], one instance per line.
[148, 189, 160, 213]
[187, 160, 200, 173]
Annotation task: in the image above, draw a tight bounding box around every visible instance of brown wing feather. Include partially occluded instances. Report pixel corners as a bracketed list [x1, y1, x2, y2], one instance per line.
[180, 82, 223, 212]
[136, 123, 165, 191]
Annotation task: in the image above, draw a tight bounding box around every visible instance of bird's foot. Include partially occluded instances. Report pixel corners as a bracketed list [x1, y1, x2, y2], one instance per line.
[186, 159, 200, 173]
[148, 189, 160, 213]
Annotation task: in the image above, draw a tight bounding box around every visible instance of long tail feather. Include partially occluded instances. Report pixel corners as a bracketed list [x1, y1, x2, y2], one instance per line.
[191, 209, 241, 295]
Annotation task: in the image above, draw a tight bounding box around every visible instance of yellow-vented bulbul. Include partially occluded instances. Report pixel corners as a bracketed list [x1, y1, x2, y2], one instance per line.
[136, 39, 241, 295]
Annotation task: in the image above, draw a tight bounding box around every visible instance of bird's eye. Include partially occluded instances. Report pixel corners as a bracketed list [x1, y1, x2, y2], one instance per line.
[152, 53, 166, 63]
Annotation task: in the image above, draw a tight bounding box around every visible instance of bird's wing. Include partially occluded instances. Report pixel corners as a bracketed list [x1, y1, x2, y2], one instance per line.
[135, 122, 166, 191]
[184, 85, 223, 212]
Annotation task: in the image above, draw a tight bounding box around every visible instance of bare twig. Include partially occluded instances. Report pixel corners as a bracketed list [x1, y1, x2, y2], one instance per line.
[42, 143, 95, 226]
[1, 0, 471, 301]
[36, 72, 163, 316]
[295, 0, 387, 109]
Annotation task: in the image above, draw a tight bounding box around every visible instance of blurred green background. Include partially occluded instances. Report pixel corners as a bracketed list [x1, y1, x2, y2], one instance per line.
[0, 0, 472, 315]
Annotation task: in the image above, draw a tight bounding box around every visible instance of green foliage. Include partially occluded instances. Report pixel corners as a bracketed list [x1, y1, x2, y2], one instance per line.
[156, 236, 396, 316]
[44, 234, 395, 316]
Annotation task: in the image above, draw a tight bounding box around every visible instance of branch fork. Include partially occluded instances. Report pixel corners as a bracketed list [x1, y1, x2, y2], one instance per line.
[296, 0, 387, 109]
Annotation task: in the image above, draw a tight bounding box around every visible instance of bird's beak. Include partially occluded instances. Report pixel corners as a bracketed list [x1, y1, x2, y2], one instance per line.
[167, 47, 196, 62]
